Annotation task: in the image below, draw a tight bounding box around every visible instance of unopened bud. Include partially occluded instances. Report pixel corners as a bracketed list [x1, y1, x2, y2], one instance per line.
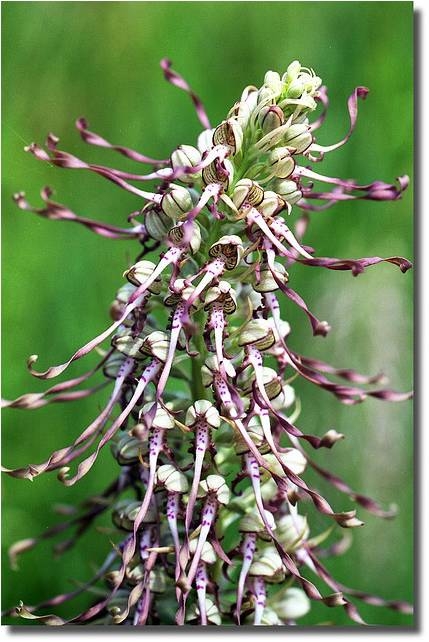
[111, 331, 145, 359]
[276, 514, 309, 550]
[110, 283, 136, 322]
[253, 261, 289, 292]
[103, 353, 129, 379]
[124, 260, 161, 293]
[139, 331, 169, 362]
[112, 500, 156, 531]
[268, 147, 295, 179]
[263, 449, 307, 477]
[257, 190, 286, 217]
[249, 546, 285, 582]
[111, 432, 144, 465]
[274, 179, 302, 205]
[161, 185, 193, 219]
[240, 509, 276, 537]
[238, 318, 276, 351]
[213, 119, 243, 155]
[283, 124, 312, 154]
[188, 539, 217, 564]
[264, 70, 283, 96]
[258, 105, 285, 134]
[271, 384, 296, 411]
[283, 60, 301, 84]
[144, 206, 171, 241]
[232, 179, 264, 209]
[171, 145, 201, 184]
[269, 587, 311, 620]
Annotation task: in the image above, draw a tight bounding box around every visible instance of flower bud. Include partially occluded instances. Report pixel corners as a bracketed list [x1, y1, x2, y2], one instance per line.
[283, 60, 301, 84]
[130, 422, 149, 441]
[271, 384, 295, 411]
[204, 281, 237, 314]
[240, 85, 259, 111]
[171, 144, 201, 184]
[209, 235, 244, 270]
[139, 331, 169, 362]
[238, 366, 282, 400]
[185, 399, 221, 428]
[257, 190, 286, 217]
[257, 85, 276, 105]
[212, 119, 243, 155]
[286, 77, 306, 99]
[249, 546, 285, 582]
[269, 587, 311, 620]
[140, 402, 175, 430]
[262, 449, 307, 477]
[124, 260, 162, 293]
[112, 500, 156, 531]
[110, 283, 136, 323]
[276, 514, 309, 551]
[271, 319, 291, 342]
[232, 179, 264, 210]
[264, 70, 283, 96]
[268, 147, 295, 179]
[258, 105, 285, 134]
[144, 206, 171, 241]
[274, 179, 302, 205]
[239, 509, 276, 537]
[186, 596, 221, 625]
[188, 539, 217, 564]
[161, 185, 193, 219]
[228, 100, 252, 128]
[168, 221, 201, 254]
[111, 331, 145, 359]
[111, 432, 144, 465]
[282, 124, 312, 154]
[202, 158, 234, 189]
[104, 570, 121, 588]
[103, 353, 129, 379]
[234, 415, 268, 455]
[246, 608, 283, 626]
[253, 261, 289, 292]
[198, 474, 230, 504]
[238, 318, 276, 351]
[156, 464, 188, 493]
[126, 563, 145, 585]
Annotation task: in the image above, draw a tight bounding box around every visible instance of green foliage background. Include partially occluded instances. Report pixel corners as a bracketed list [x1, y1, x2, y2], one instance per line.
[2, 1, 413, 627]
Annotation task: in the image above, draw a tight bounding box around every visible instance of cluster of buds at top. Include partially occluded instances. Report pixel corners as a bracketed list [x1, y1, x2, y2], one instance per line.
[4, 58, 412, 626]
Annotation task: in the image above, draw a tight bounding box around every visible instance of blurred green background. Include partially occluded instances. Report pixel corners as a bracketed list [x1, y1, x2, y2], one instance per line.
[2, 1, 413, 627]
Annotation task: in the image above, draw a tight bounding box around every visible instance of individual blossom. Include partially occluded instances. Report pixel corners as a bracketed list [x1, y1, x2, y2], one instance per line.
[3, 58, 412, 626]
